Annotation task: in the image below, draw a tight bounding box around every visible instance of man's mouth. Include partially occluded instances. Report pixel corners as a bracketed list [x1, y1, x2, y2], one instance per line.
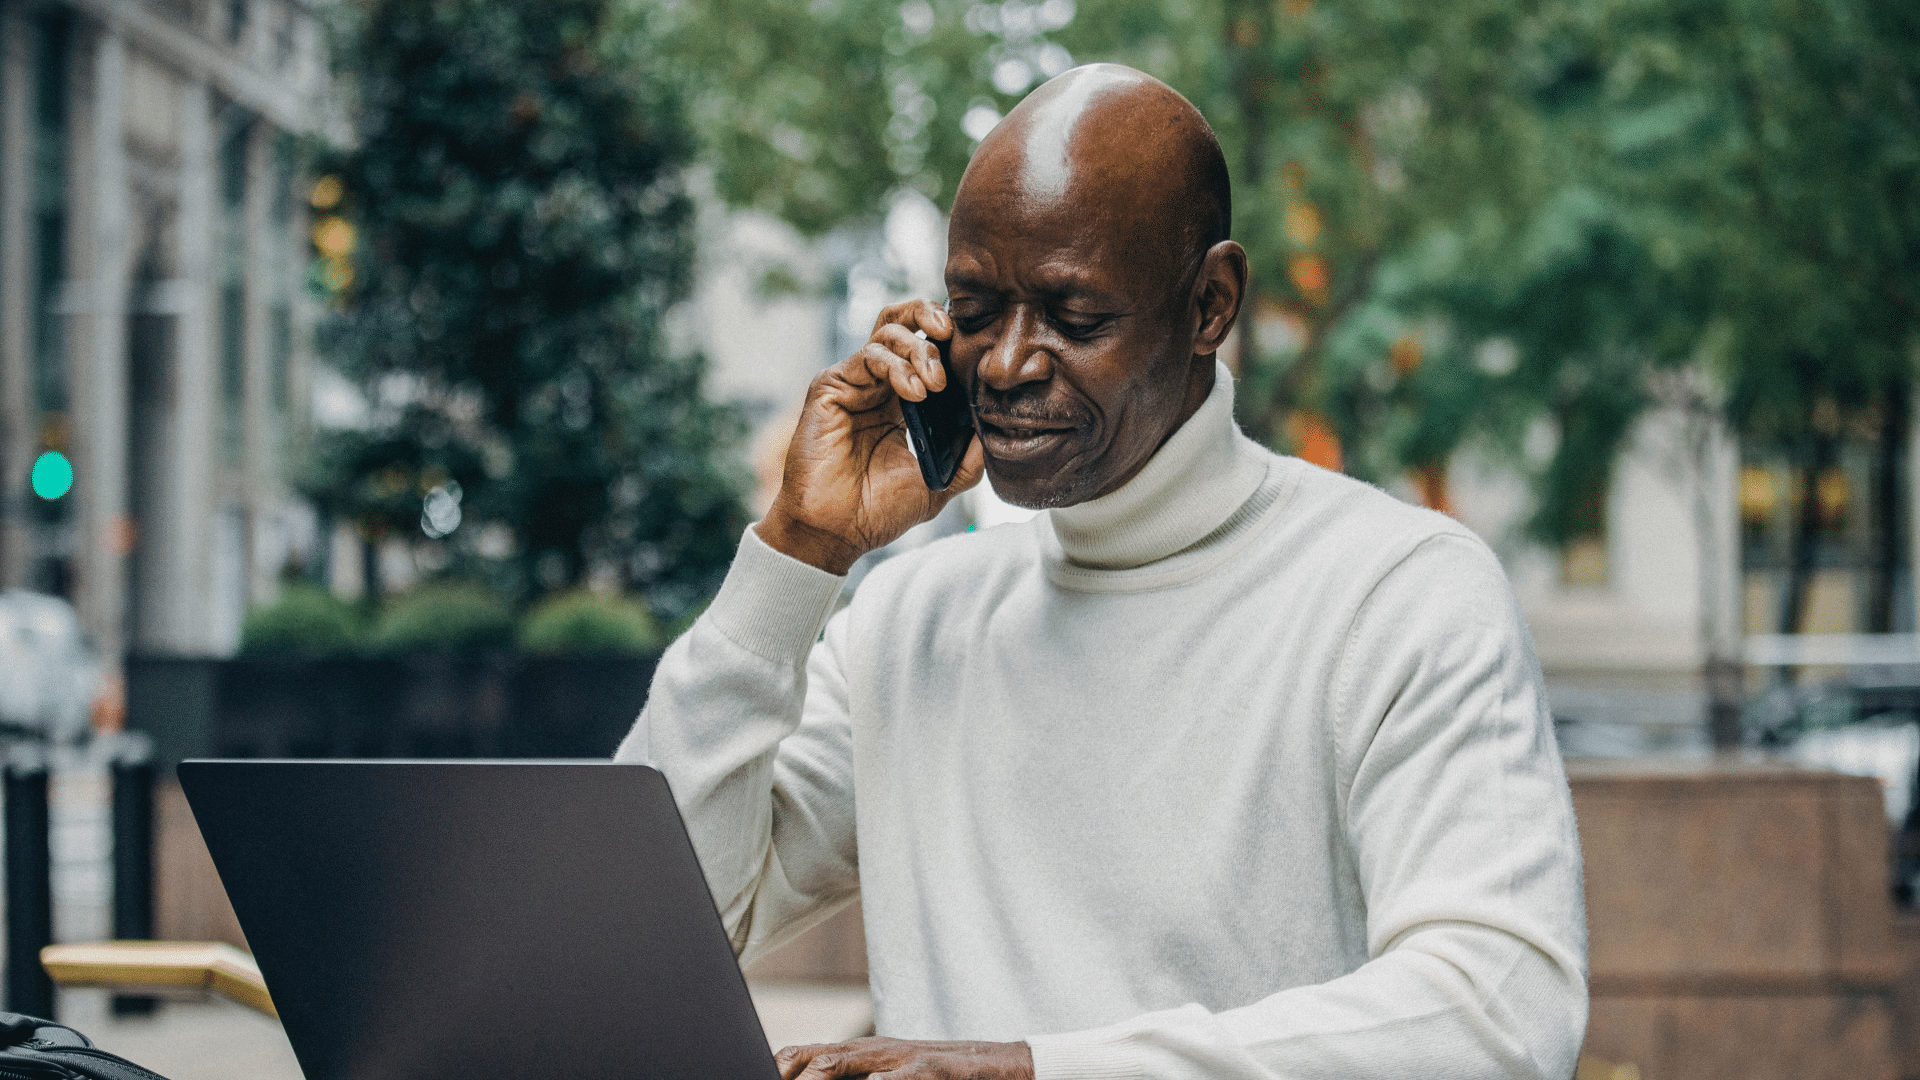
[974, 413, 1080, 461]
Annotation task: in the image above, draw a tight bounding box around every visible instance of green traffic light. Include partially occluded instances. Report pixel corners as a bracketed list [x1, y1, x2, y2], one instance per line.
[31, 451, 72, 500]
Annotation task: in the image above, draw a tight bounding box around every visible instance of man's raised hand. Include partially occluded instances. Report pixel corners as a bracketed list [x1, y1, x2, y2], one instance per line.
[758, 299, 986, 575]
[775, 1036, 1033, 1080]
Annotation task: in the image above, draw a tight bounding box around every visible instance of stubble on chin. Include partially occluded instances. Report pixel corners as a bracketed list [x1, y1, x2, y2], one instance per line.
[986, 457, 1107, 511]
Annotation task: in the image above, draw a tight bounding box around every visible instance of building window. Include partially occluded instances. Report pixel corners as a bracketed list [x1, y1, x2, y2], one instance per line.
[269, 133, 297, 418]
[31, 13, 72, 418]
[1740, 418, 1912, 635]
[1558, 484, 1610, 588]
[271, 131, 296, 227]
[219, 106, 252, 466]
[221, 283, 246, 463]
[270, 304, 291, 414]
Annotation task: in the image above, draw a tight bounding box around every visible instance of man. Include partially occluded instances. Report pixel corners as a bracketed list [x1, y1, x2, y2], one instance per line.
[617, 64, 1587, 1080]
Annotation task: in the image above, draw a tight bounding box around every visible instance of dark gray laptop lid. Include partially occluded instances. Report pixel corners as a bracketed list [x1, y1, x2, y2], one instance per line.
[178, 760, 781, 1080]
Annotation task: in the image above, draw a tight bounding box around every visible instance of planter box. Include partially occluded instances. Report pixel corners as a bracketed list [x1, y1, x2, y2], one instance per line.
[1572, 756, 1906, 1080]
[126, 652, 659, 770]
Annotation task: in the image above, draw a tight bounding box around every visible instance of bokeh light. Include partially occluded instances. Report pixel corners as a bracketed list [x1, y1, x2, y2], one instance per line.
[310, 175, 345, 210]
[312, 217, 356, 259]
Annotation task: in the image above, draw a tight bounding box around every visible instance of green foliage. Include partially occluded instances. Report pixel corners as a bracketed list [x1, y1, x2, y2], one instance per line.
[368, 583, 516, 654]
[239, 585, 364, 656]
[518, 589, 664, 653]
[631, 0, 1082, 230]
[306, 0, 749, 619]
[1418, 0, 1919, 541]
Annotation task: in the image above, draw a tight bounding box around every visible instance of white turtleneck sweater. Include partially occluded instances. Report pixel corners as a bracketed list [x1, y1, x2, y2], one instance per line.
[616, 363, 1588, 1080]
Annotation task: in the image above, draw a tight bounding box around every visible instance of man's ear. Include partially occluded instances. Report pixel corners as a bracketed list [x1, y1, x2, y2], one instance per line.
[1191, 241, 1249, 357]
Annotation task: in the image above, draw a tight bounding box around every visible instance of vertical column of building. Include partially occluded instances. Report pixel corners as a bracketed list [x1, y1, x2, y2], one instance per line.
[0, 3, 34, 588]
[72, 23, 134, 670]
[163, 80, 218, 654]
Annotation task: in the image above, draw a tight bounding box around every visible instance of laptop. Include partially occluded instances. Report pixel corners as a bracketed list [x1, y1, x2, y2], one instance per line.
[177, 760, 784, 1080]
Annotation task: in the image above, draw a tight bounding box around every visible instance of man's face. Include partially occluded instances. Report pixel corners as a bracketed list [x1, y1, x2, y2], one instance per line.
[944, 175, 1205, 510]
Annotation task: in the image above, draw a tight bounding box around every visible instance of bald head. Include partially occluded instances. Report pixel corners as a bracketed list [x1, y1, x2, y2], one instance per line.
[960, 64, 1231, 278]
[939, 65, 1247, 510]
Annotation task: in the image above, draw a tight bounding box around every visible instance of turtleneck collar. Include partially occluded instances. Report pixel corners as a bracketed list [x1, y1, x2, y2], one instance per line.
[1044, 360, 1268, 571]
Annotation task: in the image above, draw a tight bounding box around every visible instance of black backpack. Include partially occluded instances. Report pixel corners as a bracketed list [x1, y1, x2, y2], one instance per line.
[0, 1013, 171, 1080]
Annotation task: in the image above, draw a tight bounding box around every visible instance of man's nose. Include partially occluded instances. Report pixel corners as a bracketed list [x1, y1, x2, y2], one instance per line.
[975, 306, 1053, 392]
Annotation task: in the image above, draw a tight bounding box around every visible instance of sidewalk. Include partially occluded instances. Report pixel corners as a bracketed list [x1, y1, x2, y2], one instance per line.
[59, 981, 873, 1080]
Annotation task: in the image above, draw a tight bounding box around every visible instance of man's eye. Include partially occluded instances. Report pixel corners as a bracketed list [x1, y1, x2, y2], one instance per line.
[1052, 314, 1108, 339]
[951, 310, 996, 333]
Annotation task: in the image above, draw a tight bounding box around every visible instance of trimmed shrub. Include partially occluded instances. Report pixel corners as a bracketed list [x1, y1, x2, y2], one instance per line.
[518, 590, 663, 655]
[369, 582, 514, 654]
[239, 585, 363, 656]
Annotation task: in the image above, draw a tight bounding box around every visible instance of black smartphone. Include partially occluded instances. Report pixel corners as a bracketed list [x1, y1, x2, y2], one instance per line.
[899, 333, 975, 491]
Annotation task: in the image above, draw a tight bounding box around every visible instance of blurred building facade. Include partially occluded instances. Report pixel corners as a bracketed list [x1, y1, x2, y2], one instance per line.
[0, 0, 327, 663]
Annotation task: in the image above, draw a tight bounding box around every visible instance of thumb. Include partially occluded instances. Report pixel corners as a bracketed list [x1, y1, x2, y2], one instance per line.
[928, 435, 987, 516]
[946, 434, 987, 495]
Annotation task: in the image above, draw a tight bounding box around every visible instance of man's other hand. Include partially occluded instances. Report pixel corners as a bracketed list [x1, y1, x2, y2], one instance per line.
[758, 299, 986, 575]
[775, 1036, 1034, 1080]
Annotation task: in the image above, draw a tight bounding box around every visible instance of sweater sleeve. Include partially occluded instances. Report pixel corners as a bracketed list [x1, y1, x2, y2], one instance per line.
[613, 524, 863, 969]
[1026, 532, 1588, 1080]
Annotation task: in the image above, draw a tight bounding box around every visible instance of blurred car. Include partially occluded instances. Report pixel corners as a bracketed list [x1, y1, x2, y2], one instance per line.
[0, 590, 100, 744]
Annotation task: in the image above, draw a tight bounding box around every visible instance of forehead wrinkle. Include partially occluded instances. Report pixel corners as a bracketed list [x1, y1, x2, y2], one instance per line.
[949, 243, 1130, 305]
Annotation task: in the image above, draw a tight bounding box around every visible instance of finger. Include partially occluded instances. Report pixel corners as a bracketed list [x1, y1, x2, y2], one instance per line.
[872, 298, 954, 343]
[804, 355, 893, 422]
[857, 341, 927, 401]
[871, 323, 945, 390]
[773, 1043, 836, 1080]
[794, 1046, 894, 1080]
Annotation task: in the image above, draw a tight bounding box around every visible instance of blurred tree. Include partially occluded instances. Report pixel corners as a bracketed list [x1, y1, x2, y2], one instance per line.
[655, 0, 1916, 744]
[653, 0, 1916, 631]
[645, 0, 1639, 508]
[1388, 0, 1920, 626]
[654, 0, 1912, 513]
[305, 0, 748, 616]
[1670, 0, 1920, 638]
[1299, 0, 1918, 742]
[635, 0, 1086, 232]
